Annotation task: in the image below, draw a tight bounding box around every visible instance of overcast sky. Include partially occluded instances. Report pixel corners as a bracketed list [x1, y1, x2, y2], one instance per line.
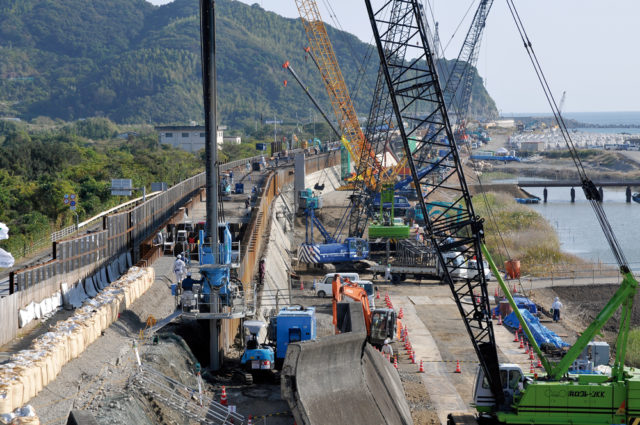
[147, 0, 639, 114]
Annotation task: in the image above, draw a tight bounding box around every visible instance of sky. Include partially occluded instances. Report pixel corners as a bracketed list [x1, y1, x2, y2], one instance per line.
[147, 0, 640, 114]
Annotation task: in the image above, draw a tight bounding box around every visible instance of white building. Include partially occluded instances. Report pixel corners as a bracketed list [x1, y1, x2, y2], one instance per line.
[156, 125, 224, 152]
[223, 136, 242, 145]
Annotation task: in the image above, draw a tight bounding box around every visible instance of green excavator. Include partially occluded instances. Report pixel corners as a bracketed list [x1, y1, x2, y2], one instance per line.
[365, 0, 640, 423]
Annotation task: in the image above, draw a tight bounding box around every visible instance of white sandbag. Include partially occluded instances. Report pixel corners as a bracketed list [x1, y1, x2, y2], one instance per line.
[83, 277, 97, 298]
[51, 291, 62, 309]
[33, 302, 42, 321]
[0, 248, 14, 268]
[18, 304, 35, 328]
[0, 222, 8, 240]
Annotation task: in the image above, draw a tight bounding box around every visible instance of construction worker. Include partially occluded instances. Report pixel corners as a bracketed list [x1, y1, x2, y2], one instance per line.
[174, 254, 186, 284]
[381, 339, 393, 361]
[384, 264, 392, 283]
[551, 297, 563, 322]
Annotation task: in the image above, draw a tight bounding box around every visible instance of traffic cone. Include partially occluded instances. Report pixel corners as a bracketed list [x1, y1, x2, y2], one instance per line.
[530, 361, 535, 373]
[494, 287, 499, 297]
[519, 338, 524, 349]
[498, 315, 502, 326]
[455, 360, 461, 373]
[399, 308, 404, 319]
[394, 357, 398, 369]
[376, 289, 381, 300]
[247, 416, 253, 425]
[220, 386, 228, 406]
[529, 349, 535, 360]
[419, 360, 425, 373]
[300, 280, 304, 290]
[513, 330, 519, 343]
[524, 343, 529, 355]
[537, 357, 542, 368]
[411, 351, 416, 364]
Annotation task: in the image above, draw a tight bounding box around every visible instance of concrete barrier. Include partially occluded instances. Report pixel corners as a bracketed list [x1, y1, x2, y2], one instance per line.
[281, 303, 413, 425]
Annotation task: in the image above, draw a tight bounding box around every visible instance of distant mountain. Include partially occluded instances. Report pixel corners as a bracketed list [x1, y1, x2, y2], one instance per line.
[0, 0, 498, 126]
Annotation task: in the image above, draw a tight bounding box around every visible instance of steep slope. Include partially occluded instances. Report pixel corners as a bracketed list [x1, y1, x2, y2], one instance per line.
[0, 0, 498, 125]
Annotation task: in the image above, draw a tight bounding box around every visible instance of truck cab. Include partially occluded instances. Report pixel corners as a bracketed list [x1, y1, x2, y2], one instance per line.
[473, 364, 525, 412]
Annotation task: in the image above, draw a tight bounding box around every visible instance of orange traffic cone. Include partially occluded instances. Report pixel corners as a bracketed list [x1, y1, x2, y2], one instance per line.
[399, 308, 404, 319]
[376, 289, 381, 300]
[247, 415, 253, 425]
[220, 386, 228, 406]
[419, 360, 425, 373]
[512, 283, 517, 294]
[498, 315, 502, 326]
[529, 349, 535, 360]
[494, 287, 499, 297]
[518, 323, 522, 332]
[537, 357, 543, 368]
[300, 280, 304, 290]
[455, 360, 461, 373]
[394, 357, 398, 369]
[530, 361, 535, 373]
[411, 351, 416, 364]
[519, 338, 524, 349]
[524, 343, 529, 355]
[513, 330, 519, 343]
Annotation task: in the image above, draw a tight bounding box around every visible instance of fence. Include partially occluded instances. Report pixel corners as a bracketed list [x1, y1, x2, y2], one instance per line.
[2, 150, 339, 348]
[10, 173, 206, 293]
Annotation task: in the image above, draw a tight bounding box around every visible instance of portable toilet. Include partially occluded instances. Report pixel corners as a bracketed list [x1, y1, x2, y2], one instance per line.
[275, 306, 316, 360]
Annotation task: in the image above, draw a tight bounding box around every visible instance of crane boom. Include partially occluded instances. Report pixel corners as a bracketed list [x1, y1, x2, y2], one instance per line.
[295, 0, 381, 189]
[442, 0, 494, 125]
[365, 0, 503, 404]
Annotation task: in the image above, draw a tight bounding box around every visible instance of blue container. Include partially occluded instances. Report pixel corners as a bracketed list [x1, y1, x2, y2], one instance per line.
[256, 143, 267, 151]
[235, 183, 244, 194]
[275, 306, 316, 359]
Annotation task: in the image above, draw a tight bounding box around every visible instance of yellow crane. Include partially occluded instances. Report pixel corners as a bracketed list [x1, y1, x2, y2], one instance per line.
[294, 0, 382, 189]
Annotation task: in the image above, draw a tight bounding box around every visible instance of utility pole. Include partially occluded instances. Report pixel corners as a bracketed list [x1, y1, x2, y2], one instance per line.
[200, 0, 221, 371]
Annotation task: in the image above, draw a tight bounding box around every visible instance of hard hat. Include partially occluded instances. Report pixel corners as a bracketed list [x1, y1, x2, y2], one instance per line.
[187, 272, 191, 277]
[384, 338, 390, 345]
[177, 254, 182, 259]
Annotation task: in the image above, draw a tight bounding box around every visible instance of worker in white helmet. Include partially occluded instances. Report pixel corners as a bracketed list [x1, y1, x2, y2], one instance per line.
[174, 254, 186, 284]
[381, 338, 393, 361]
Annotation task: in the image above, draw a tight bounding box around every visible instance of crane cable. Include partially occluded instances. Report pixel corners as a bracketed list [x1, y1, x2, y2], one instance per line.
[504, 0, 629, 271]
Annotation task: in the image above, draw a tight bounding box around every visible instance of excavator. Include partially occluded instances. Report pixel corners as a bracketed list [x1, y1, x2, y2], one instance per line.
[331, 275, 399, 347]
[365, 0, 640, 424]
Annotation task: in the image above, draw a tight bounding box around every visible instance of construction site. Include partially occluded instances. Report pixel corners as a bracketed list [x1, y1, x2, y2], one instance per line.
[1, 1, 640, 425]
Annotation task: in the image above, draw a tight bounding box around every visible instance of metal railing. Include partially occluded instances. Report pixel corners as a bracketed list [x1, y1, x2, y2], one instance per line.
[131, 365, 245, 425]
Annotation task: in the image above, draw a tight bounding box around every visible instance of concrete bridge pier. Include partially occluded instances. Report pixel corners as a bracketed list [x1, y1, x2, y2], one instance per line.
[626, 186, 632, 203]
[570, 187, 575, 203]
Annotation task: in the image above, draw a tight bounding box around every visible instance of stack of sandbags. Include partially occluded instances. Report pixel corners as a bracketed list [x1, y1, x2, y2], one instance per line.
[0, 404, 39, 424]
[0, 267, 155, 415]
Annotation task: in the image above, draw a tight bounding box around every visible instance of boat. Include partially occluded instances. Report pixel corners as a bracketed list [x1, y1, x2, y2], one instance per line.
[632, 192, 640, 204]
[515, 197, 540, 205]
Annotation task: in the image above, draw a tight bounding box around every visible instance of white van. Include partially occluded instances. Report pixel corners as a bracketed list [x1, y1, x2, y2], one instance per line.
[314, 272, 360, 298]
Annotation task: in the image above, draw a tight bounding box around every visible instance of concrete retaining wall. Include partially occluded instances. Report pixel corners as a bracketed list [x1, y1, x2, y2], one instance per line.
[281, 303, 413, 425]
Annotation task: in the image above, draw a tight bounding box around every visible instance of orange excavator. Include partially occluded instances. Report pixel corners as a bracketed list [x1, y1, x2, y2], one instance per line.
[331, 275, 400, 346]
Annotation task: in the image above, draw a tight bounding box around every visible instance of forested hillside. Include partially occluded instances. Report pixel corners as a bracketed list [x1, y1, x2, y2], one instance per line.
[0, 0, 498, 126]
[0, 118, 203, 257]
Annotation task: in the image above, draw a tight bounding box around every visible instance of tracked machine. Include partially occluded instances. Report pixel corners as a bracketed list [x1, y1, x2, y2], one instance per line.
[365, 0, 640, 424]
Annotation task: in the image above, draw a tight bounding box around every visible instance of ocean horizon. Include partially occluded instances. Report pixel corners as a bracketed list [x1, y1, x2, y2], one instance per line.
[503, 111, 640, 126]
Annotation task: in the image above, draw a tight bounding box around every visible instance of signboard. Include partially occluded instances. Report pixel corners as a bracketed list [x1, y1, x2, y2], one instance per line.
[255, 143, 267, 151]
[111, 179, 133, 196]
[63, 194, 78, 211]
[151, 182, 168, 192]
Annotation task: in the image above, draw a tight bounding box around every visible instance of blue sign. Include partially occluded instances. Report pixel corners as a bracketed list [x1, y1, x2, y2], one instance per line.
[70, 201, 76, 207]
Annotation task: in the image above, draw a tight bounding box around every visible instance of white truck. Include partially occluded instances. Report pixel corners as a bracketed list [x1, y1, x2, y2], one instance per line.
[314, 273, 360, 298]
[370, 251, 468, 283]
